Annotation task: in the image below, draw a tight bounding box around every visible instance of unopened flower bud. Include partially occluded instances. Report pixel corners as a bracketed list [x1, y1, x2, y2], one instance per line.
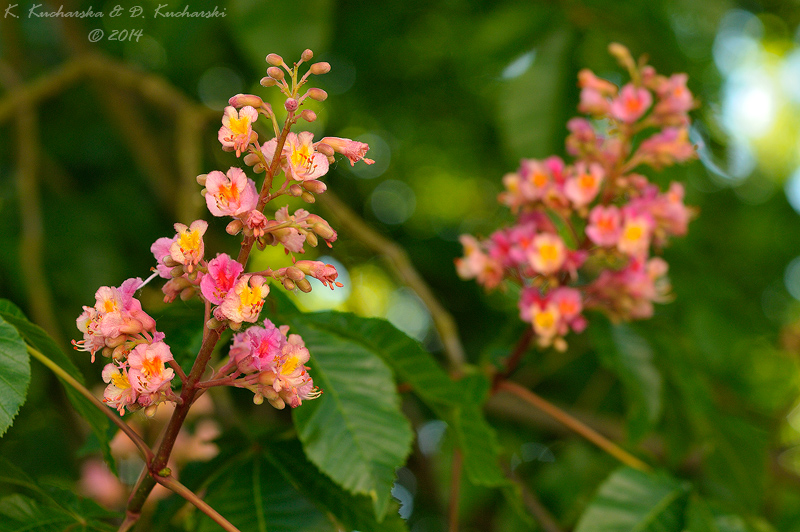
[110, 345, 125, 359]
[306, 88, 327, 101]
[303, 179, 327, 194]
[199, 188, 207, 196]
[301, 49, 314, 62]
[256, 236, 269, 250]
[163, 256, 179, 268]
[144, 404, 159, 418]
[312, 222, 336, 240]
[206, 317, 222, 330]
[300, 109, 317, 122]
[226, 219, 244, 235]
[103, 346, 115, 359]
[228, 94, 264, 108]
[243, 153, 260, 166]
[269, 397, 286, 410]
[289, 183, 303, 196]
[259, 372, 276, 386]
[306, 232, 319, 247]
[260, 76, 277, 87]
[196, 173, 207, 186]
[253, 393, 264, 405]
[282, 278, 296, 291]
[284, 98, 299, 112]
[301, 191, 315, 203]
[266, 53, 283, 66]
[286, 267, 305, 281]
[171, 265, 185, 278]
[180, 287, 196, 301]
[310, 62, 330, 75]
[315, 142, 334, 156]
[267, 66, 285, 80]
[296, 278, 312, 293]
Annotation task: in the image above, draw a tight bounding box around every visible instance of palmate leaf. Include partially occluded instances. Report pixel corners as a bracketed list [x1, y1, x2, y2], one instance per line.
[263, 438, 408, 532]
[287, 315, 414, 520]
[0, 457, 117, 532]
[573, 466, 690, 532]
[269, 291, 517, 511]
[0, 299, 113, 470]
[0, 316, 30, 437]
[196, 452, 333, 532]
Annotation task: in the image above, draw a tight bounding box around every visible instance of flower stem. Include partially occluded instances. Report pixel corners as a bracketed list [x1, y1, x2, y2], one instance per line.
[26, 345, 153, 463]
[496, 380, 651, 472]
[154, 472, 241, 532]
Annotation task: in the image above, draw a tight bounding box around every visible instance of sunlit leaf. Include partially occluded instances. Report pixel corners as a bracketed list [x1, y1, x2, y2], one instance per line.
[288, 314, 414, 520]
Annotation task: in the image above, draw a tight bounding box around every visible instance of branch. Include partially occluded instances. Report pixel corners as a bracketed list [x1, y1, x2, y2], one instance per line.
[154, 471, 241, 532]
[319, 191, 466, 374]
[448, 448, 463, 532]
[496, 380, 651, 472]
[26, 345, 153, 463]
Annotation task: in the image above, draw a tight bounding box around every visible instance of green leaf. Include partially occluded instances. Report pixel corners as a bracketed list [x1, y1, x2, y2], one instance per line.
[263, 438, 408, 532]
[287, 313, 414, 520]
[0, 316, 30, 437]
[593, 321, 663, 442]
[0, 458, 117, 532]
[280, 306, 524, 519]
[0, 299, 113, 471]
[196, 452, 334, 532]
[497, 26, 575, 160]
[573, 466, 690, 532]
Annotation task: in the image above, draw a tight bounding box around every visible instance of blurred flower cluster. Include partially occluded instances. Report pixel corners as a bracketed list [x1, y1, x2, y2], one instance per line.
[75, 49, 373, 414]
[457, 43, 696, 351]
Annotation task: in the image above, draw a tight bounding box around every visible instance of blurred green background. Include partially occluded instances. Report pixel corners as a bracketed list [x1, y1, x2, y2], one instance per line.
[3, 0, 800, 529]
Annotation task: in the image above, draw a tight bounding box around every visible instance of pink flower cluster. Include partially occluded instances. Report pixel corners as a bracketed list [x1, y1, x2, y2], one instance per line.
[226, 318, 320, 409]
[73, 278, 176, 415]
[456, 44, 696, 351]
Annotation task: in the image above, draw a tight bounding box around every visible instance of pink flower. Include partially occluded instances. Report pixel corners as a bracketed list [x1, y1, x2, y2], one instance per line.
[455, 235, 504, 289]
[295, 260, 343, 289]
[577, 69, 617, 116]
[219, 106, 258, 157]
[610, 83, 652, 123]
[284, 132, 330, 181]
[169, 220, 208, 273]
[634, 127, 695, 169]
[318, 136, 374, 166]
[215, 275, 268, 325]
[151, 237, 175, 279]
[229, 318, 285, 373]
[617, 209, 653, 258]
[528, 233, 566, 275]
[565, 162, 604, 208]
[200, 254, 243, 305]
[653, 74, 693, 122]
[102, 363, 138, 415]
[127, 341, 175, 397]
[586, 205, 622, 247]
[244, 209, 269, 238]
[204, 167, 258, 218]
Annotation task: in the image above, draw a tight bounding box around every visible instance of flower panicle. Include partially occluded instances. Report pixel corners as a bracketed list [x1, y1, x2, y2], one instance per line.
[457, 43, 697, 351]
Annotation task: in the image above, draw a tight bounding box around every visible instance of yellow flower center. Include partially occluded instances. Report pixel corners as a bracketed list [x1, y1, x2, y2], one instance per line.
[623, 224, 643, 242]
[228, 114, 250, 136]
[111, 371, 130, 389]
[281, 356, 299, 375]
[239, 283, 264, 308]
[540, 243, 560, 264]
[178, 229, 201, 253]
[534, 310, 556, 331]
[290, 144, 312, 169]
